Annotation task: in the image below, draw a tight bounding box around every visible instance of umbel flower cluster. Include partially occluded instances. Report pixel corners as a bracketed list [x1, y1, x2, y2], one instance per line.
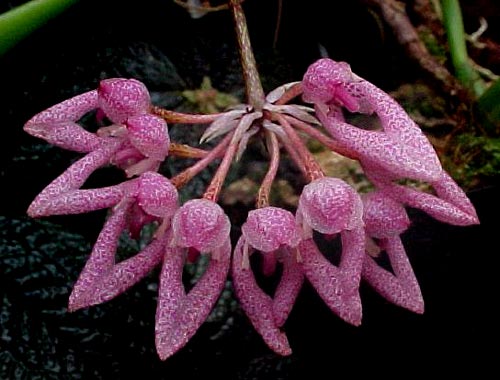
[24, 58, 479, 359]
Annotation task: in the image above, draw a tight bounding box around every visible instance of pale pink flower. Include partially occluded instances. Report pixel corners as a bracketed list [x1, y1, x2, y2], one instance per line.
[155, 199, 232, 360]
[296, 177, 365, 326]
[232, 207, 303, 355]
[302, 58, 478, 227]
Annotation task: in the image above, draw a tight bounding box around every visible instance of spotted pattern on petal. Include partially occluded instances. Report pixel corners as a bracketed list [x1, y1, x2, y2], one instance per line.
[241, 207, 301, 253]
[172, 199, 230, 252]
[98, 78, 150, 123]
[298, 177, 363, 234]
[126, 114, 170, 160]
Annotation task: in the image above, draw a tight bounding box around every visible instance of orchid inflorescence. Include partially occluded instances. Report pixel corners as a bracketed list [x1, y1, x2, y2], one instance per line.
[23, 56, 479, 359]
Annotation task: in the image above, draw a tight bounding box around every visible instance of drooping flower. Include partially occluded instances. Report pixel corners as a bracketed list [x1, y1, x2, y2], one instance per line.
[302, 58, 478, 227]
[67, 171, 179, 310]
[232, 207, 303, 355]
[24, 78, 170, 177]
[296, 177, 365, 326]
[155, 199, 232, 360]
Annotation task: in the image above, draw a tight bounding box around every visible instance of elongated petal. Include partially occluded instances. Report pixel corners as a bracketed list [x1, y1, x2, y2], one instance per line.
[69, 199, 132, 311]
[156, 238, 232, 360]
[88, 229, 171, 306]
[25, 89, 98, 135]
[362, 237, 424, 314]
[432, 172, 478, 220]
[273, 251, 304, 328]
[316, 107, 442, 183]
[299, 235, 363, 326]
[232, 237, 292, 355]
[27, 141, 124, 217]
[24, 121, 101, 153]
[386, 183, 479, 226]
[155, 245, 187, 359]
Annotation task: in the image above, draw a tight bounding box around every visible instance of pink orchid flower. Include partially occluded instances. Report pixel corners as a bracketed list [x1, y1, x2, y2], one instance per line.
[155, 199, 232, 360]
[302, 58, 478, 227]
[296, 177, 365, 326]
[232, 207, 303, 355]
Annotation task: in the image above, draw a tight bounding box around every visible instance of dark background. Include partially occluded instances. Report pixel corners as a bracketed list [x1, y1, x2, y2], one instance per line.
[1, 0, 498, 378]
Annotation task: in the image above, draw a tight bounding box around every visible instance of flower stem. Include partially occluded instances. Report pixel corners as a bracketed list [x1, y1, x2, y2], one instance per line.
[203, 131, 240, 202]
[229, 0, 266, 109]
[170, 133, 232, 189]
[151, 106, 224, 124]
[169, 143, 209, 159]
[256, 131, 280, 208]
[284, 115, 358, 160]
[272, 112, 324, 181]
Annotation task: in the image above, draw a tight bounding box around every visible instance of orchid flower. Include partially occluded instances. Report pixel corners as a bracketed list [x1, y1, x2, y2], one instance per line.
[155, 199, 232, 360]
[302, 58, 478, 227]
[296, 177, 365, 326]
[232, 207, 303, 355]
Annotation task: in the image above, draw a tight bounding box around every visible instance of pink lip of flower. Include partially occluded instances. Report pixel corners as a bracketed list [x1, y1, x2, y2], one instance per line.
[296, 177, 365, 326]
[155, 199, 232, 360]
[361, 191, 424, 314]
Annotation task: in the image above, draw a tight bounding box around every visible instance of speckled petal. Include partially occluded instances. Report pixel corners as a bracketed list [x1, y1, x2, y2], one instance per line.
[27, 140, 123, 217]
[316, 107, 442, 183]
[68, 199, 133, 311]
[24, 90, 100, 152]
[126, 114, 170, 160]
[362, 237, 424, 314]
[241, 207, 301, 253]
[386, 183, 479, 225]
[273, 250, 304, 328]
[433, 172, 478, 220]
[172, 199, 230, 252]
[156, 238, 232, 360]
[98, 78, 150, 123]
[24, 121, 101, 153]
[155, 245, 187, 360]
[86, 228, 171, 306]
[232, 237, 292, 355]
[299, 232, 364, 326]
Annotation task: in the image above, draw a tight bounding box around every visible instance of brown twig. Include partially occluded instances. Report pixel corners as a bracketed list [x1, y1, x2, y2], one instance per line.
[365, 0, 470, 101]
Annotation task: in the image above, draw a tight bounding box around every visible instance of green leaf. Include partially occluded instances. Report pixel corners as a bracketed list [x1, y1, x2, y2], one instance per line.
[0, 0, 80, 56]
